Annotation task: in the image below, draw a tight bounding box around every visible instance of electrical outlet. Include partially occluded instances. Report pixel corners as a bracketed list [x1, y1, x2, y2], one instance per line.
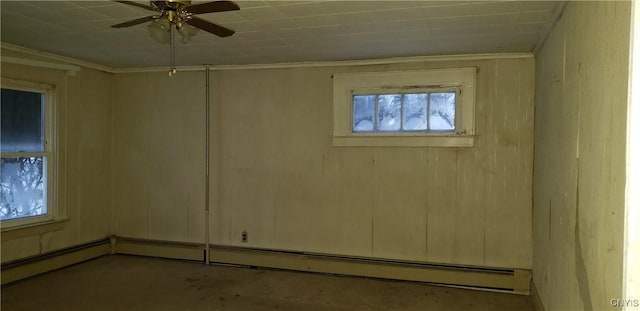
[241, 231, 248, 243]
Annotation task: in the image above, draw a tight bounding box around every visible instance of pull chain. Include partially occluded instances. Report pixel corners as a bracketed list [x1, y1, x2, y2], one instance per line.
[169, 25, 177, 76]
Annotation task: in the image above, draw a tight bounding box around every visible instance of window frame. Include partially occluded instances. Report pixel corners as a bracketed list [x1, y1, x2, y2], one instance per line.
[333, 68, 476, 147]
[0, 78, 57, 228]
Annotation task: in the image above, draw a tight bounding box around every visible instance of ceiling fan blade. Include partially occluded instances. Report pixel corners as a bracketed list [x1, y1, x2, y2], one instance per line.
[114, 1, 155, 11]
[111, 15, 157, 28]
[186, 17, 235, 37]
[185, 1, 240, 15]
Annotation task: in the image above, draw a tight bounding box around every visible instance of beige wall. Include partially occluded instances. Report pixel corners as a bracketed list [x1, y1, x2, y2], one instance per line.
[1, 51, 535, 272]
[533, 2, 630, 310]
[111, 72, 207, 243]
[1, 50, 113, 263]
[113, 57, 535, 269]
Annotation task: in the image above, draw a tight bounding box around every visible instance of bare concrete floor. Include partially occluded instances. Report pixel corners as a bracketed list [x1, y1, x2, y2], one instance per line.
[2, 255, 533, 310]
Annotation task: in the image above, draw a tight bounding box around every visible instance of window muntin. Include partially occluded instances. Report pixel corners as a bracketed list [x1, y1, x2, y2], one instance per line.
[352, 89, 457, 134]
[1, 82, 54, 225]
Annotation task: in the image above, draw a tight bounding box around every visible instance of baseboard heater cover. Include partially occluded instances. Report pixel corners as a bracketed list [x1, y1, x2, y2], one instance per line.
[208, 245, 531, 294]
[1, 238, 111, 285]
[110, 237, 530, 293]
[114, 237, 204, 261]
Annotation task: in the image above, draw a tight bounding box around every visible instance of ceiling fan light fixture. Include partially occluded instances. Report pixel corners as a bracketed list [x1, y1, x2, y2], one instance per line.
[178, 23, 199, 43]
[147, 19, 171, 44]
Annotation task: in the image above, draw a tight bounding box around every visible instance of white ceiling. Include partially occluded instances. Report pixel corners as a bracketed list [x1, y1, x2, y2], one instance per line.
[0, 1, 562, 68]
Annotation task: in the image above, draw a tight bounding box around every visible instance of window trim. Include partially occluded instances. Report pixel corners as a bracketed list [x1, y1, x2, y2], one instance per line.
[0, 78, 58, 229]
[333, 68, 476, 147]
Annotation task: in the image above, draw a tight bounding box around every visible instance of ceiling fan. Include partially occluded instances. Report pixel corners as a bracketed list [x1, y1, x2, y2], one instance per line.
[112, 0, 239, 37]
[112, 0, 240, 75]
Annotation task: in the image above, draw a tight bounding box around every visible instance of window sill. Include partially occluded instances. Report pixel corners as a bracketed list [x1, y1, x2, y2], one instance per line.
[332, 135, 475, 147]
[1, 219, 68, 241]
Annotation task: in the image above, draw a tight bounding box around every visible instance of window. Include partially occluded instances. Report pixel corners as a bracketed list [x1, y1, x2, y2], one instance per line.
[1, 79, 55, 227]
[352, 91, 457, 133]
[333, 68, 475, 147]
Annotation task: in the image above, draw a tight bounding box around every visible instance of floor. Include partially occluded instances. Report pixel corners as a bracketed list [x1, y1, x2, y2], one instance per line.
[1, 255, 533, 310]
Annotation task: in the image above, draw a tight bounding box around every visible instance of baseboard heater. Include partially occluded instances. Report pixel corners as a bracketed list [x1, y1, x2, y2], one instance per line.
[1, 237, 531, 293]
[113, 237, 531, 294]
[1, 238, 111, 285]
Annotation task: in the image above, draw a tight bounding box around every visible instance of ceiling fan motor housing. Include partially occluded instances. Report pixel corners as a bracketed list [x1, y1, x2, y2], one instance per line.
[152, 0, 193, 26]
[151, 0, 192, 11]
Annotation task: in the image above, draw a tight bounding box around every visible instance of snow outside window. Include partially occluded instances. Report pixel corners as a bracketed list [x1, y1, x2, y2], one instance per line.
[1, 80, 55, 227]
[353, 91, 456, 133]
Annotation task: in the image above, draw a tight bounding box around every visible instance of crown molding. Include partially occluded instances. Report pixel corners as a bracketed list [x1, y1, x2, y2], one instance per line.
[1, 56, 81, 75]
[1, 42, 117, 73]
[2, 42, 534, 74]
[118, 52, 534, 73]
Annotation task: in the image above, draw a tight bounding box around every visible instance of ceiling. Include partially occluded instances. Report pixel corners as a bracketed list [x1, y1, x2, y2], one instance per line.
[0, 1, 562, 69]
